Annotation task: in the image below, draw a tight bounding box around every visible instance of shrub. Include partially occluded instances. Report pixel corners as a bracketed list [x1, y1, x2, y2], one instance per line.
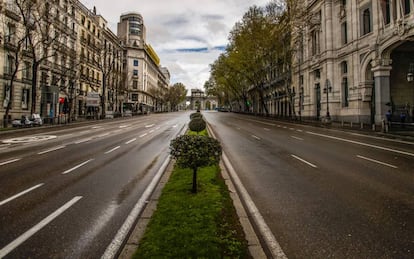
[190, 112, 203, 120]
[189, 117, 206, 133]
[170, 135, 222, 193]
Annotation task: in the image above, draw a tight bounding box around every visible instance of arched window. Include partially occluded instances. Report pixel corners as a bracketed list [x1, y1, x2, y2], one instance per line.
[362, 8, 371, 35]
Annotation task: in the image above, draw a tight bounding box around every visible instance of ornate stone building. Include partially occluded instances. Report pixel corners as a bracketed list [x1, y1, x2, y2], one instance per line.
[292, 0, 414, 124]
[186, 89, 218, 110]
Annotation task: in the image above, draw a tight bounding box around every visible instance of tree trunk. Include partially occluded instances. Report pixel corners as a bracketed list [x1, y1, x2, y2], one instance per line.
[31, 63, 39, 115]
[192, 167, 198, 193]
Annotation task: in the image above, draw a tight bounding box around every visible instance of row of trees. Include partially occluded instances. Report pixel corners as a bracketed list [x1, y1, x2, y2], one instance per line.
[149, 82, 188, 112]
[205, 0, 305, 117]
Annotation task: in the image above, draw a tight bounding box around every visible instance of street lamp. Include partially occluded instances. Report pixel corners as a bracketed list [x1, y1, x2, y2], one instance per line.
[323, 79, 332, 119]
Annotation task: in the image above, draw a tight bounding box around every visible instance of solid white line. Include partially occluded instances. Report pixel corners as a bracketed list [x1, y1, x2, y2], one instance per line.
[291, 136, 304, 141]
[105, 146, 120, 154]
[102, 157, 171, 259]
[62, 159, 93, 175]
[291, 154, 317, 168]
[74, 138, 92, 144]
[145, 124, 155, 128]
[251, 135, 261, 140]
[125, 138, 137, 144]
[0, 183, 44, 206]
[0, 158, 21, 166]
[0, 196, 82, 258]
[356, 155, 398, 169]
[222, 152, 287, 258]
[139, 133, 148, 138]
[37, 145, 66, 155]
[307, 131, 414, 157]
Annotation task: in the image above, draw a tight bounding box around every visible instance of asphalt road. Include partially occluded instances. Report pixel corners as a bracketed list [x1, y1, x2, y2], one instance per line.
[204, 111, 414, 259]
[0, 112, 189, 258]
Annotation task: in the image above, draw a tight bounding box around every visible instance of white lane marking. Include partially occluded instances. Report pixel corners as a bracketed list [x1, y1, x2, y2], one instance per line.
[291, 154, 317, 168]
[172, 124, 178, 128]
[349, 132, 414, 145]
[119, 125, 128, 128]
[307, 131, 414, 157]
[139, 133, 148, 138]
[145, 124, 155, 128]
[297, 129, 303, 132]
[252, 135, 261, 140]
[62, 159, 93, 175]
[356, 155, 398, 169]
[112, 129, 122, 133]
[74, 138, 92, 144]
[37, 145, 66, 155]
[277, 125, 281, 128]
[149, 130, 154, 134]
[243, 118, 276, 127]
[0, 196, 82, 258]
[291, 136, 304, 141]
[105, 146, 120, 154]
[289, 128, 295, 130]
[92, 126, 102, 129]
[155, 127, 160, 130]
[0, 158, 21, 166]
[222, 153, 287, 258]
[97, 133, 110, 138]
[264, 128, 270, 131]
[0, 183, 44, 206]
[283, 126, 287, 129]
[125, 138, 137, 144]
[102, 158, 171, 259]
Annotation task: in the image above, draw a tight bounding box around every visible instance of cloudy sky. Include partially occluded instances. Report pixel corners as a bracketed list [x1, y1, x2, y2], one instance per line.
[81, 0, 270, 90]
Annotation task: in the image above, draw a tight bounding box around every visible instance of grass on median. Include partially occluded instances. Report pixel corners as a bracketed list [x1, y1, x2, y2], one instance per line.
[133, 129, 250, 258]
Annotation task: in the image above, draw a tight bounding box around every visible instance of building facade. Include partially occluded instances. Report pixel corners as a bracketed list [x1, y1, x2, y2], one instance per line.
[0, 1, 169, 126]
[117, 12, 169, 114]
[292, 0, 414, 124]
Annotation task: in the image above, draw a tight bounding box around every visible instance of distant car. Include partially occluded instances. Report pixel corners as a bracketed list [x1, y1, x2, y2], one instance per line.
[12, 115, 33, 128]
[217, 107, 230, 112]
[30, 113, 43, 126]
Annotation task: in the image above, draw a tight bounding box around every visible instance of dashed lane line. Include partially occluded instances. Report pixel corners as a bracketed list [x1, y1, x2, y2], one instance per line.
[251, 135, 261, 140]
[0, 196, 82, 258]
[356, 155, 398, 169]
[139, 133, 148, 138]
[105, 146, 121, 154]
[0, 158, 21, 166]
[125, 138, 137, 144]
[62, 159, 93, 175]
[291, 136, 304, 141]
[37, 145, 66, 155]
[291, 154, 317, 168]
[0, 183, 44, 206]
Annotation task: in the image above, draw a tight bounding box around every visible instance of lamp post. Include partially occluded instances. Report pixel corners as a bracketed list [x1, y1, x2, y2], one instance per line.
[323, 79, 332, 119]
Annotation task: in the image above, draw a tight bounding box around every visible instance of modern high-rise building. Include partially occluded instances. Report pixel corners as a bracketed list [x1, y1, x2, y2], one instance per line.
[291, 0, 414, 124]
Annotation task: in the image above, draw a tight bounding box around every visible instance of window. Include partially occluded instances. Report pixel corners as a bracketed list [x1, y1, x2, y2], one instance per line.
[362, 8, 371, 35]
[311, 29, 320, 55]
[341, 22, 348, 45]
[342, 77, 349, 107]
[403, 0, 411, 15]
[133, 70, 138, 76]
[5, 55, 14, 75]
[133, 60, 139, 66]
[23, 61, 31, 79]
[381, 0, 391, 25]
[133, 80, 138, 89]
[6, 23, 16, 44]
[315, 69, 321, 79]
[341, 61, 348, 74]
[22, 89, 29, 110]
[132, 94, 138, 101]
